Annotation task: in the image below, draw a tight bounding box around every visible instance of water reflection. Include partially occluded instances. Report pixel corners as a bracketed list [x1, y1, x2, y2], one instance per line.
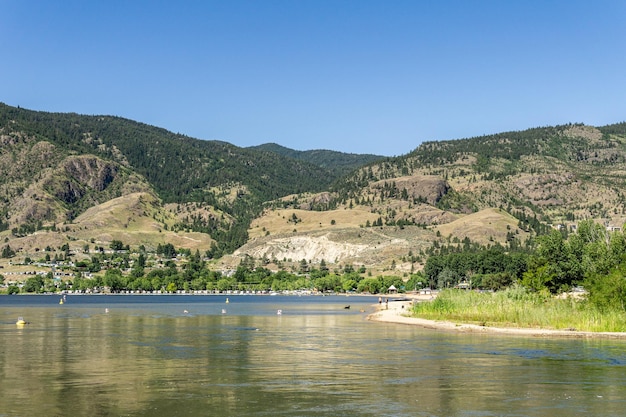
[1, 296, 626, 416]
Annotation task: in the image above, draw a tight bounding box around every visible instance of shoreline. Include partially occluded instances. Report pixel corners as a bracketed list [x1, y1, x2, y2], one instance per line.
[367, 299, 626, 339]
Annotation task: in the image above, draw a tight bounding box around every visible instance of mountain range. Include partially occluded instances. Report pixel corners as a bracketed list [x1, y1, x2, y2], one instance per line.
[1, 102, 625, 274]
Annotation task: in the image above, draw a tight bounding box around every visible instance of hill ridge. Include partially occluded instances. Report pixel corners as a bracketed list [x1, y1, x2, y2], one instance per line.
[2, 102, 626, 273]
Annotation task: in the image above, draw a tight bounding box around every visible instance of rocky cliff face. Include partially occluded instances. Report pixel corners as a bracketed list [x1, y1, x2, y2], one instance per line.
[370, 175, 449, 205]
[42, 156, 120, 204]
[2, 140, 151, 227]
[62, 156, 119, 192]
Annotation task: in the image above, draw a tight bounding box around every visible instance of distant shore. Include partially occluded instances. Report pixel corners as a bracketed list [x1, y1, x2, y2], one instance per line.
[367, 297, 626, 339]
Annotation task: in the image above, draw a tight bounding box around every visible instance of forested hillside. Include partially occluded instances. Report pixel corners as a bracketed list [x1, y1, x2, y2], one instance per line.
[0, 103, 367, 255]
[249, 142, 383, 177]
[0, 104, 336, 201]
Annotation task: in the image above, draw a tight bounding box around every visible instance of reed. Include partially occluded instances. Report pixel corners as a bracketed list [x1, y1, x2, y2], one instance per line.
[412, 286, 626, 332]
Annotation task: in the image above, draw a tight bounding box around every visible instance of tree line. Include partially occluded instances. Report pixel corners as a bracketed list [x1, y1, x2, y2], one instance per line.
[421, 219, 626, 312]
[3, 219, 626, 312]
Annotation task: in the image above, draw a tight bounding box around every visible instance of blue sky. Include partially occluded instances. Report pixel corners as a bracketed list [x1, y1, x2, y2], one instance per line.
[2, 1, 625, 156]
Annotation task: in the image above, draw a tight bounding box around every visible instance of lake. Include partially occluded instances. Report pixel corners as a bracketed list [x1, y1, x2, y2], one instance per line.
[1, 294, 626, 416]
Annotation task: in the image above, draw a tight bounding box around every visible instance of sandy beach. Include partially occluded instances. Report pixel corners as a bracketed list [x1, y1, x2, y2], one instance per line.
[367, 296, 626, 339]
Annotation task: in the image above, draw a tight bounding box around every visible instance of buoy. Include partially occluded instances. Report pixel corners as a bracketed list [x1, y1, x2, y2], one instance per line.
[16, 317, 26, 326]
[105, 308, 109, 314]
[59, 299, 64, 304]
[221, 309, 227, 314]
[277, 309, 282, 315]
[225, 298, 229, 304]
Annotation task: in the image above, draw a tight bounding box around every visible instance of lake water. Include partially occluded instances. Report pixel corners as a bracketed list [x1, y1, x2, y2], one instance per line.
[1, 295, 626, 417]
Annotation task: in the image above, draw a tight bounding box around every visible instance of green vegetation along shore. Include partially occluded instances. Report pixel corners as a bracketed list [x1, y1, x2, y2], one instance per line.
[412, 287, 626, 333]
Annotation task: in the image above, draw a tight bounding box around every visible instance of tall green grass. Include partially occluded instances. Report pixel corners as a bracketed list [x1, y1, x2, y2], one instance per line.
[412, 286, 626, 332]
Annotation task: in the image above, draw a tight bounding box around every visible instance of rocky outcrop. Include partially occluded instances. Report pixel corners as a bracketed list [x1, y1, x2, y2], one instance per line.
[370, 175, 449, 205]
[41, 156, 119, 205]
[62, 156, 119, 192]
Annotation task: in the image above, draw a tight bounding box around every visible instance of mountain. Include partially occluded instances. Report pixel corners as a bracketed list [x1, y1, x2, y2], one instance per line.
[0, 103, 376, 258]
[234, 122, 626, 274]
[2, 102, 626, 274]
[319, 122, 626, 227]
[248, 143, 384, 177]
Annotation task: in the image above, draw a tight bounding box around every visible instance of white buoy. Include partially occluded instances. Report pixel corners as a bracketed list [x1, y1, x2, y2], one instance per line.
[277, 309, 282, 315]
[221, 309, 227, 314]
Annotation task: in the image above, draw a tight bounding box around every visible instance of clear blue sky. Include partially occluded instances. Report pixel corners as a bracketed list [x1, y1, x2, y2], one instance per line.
[2, 1, 625, 156]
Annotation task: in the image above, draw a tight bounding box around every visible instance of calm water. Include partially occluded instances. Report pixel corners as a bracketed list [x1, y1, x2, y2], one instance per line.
[1, 295, 626, 417]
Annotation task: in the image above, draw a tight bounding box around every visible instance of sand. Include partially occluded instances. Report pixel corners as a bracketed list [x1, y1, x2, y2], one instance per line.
[367, 297, 626, 339]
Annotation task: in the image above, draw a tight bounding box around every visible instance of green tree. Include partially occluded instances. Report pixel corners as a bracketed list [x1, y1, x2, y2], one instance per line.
[482, 272, 513, 291]
[23, 275, 44, 293]
[159, 243, 177, 258]
[313, 274, 341, 292]
[299, 259, 309, 274]
[357, 278, 382, 294]
[522, 230, 581, 293]
[130, 263, 145, 279]
[406, 272, 427, 291]
[342, 279, 357, 292]
[1, 245, 15, 258]
[437, 269, 458, 289]
[110, 240, 125, 251]
[88, 257, 101, 273]
[104, 269, 125, 292]
[216, 278, 234, 291]
[585, 260, 626, 312]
